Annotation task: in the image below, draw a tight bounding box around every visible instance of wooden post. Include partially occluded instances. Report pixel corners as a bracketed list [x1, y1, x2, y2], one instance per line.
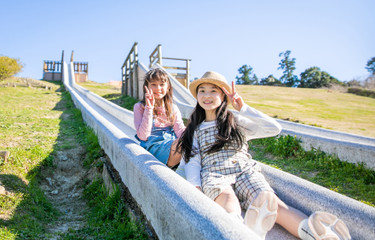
[61, 50, 64, 80]
[52, 61, 56, 80]
[157, 44, 162, 66]
[186, 59, 190, 88]
[122, 66, 125, 95]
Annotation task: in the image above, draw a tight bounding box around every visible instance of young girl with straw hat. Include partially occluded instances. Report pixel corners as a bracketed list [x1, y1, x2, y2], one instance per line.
[177, 71, 351, 240]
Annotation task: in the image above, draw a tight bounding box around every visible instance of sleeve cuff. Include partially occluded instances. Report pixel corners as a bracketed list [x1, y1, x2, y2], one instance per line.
[239, 104, 248, 113]
[145, 105, 154, 111]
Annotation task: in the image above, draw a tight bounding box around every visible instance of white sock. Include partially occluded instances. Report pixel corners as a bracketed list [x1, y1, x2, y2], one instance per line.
[298, 218, 316, 240]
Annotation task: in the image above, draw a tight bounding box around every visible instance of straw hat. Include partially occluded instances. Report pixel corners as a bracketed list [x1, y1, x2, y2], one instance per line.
[189, 71, 231, 99]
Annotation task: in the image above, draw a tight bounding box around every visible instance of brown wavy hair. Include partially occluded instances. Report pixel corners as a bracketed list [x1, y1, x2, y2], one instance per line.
[141, 68, 175, 124]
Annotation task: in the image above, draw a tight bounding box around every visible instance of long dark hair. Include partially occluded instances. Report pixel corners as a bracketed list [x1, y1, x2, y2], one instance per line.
[141, 68, 175, 124]
[177, 90, 244, 162]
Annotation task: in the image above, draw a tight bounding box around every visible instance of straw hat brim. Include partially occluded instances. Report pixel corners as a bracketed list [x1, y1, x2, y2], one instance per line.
[189, 78, 231, 99]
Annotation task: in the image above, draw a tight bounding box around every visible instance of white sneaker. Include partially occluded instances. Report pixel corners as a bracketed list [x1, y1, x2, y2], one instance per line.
[308, 211, 351, 240]
[244, 191, 278, 239]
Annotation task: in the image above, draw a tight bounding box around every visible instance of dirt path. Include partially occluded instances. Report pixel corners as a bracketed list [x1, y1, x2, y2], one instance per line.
[39, 143, 88, 238]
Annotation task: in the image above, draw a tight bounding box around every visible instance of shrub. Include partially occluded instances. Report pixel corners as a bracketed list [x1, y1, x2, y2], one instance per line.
[0, 56, 24, 81]
[252, 135, 303, 158]
[347, 87, 375, 99]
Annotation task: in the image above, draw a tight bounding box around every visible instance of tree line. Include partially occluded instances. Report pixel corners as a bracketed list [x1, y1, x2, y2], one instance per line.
[1, 52, 375, 90]
[236, 50, 375, 89]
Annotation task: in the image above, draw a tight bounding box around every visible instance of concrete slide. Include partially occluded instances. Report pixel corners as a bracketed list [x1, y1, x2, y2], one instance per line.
[63, 61, 375, 239]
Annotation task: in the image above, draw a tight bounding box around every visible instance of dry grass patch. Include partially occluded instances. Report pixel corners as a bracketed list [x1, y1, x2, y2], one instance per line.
[237, 85, 375, 137]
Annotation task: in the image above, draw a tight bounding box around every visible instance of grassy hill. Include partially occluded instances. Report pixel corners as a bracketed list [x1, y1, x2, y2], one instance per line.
[236, 85, 375, 138]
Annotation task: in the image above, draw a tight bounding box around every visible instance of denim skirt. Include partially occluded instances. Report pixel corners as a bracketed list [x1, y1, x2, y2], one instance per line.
[137, 127, 176, 165]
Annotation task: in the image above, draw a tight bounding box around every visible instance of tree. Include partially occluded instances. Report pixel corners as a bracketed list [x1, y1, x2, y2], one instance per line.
[364, 76, 375, 89]
[278, 50, 299, 87]
[346, 79, 361, 87]
[236, 65, 258, 85]
[0, 56, 23, 81]
[259, 75, 282, 86]
[299, 67, 339, 88]
[365, 57, 375, 75]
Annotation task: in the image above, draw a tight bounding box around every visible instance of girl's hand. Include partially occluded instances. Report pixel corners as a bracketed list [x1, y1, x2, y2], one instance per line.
[222, 81, 244, 111]
[144, 86, 155, 107]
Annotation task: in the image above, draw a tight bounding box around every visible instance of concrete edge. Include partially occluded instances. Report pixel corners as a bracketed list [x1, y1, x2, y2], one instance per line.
[281, 129, 375, 169]
[277, 119, 375, 146]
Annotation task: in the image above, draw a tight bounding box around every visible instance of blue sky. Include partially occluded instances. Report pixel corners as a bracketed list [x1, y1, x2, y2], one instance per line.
[1, 0, 374, 83]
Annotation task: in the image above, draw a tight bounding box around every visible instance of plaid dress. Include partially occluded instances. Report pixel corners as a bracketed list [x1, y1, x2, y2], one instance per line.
[198, 126, 273, 209]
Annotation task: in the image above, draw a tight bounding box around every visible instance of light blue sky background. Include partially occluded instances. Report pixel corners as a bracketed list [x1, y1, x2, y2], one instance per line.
[1, 0, 374, 83]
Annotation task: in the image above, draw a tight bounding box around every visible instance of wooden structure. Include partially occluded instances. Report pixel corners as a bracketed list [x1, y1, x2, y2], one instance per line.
[121, 42, 140, 97]
[121, 43, 191, 99]
[42, 51, 88, 82]
[149, 44, 191, 88]
[43, 51, 64, 81]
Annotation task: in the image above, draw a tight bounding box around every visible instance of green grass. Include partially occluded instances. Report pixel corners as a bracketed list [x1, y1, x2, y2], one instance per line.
[57, 126, 147, 240]
[77, 81, 138, 111]
[77, 80, 122, 98]
[0, 78, 147, 239]
[0, 80, 64, 239]
[249, 136, 375, 207]
[58, 179, 147, 240]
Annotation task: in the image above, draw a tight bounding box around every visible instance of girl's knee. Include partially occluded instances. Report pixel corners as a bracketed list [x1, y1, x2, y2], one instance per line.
[215, 188, 241, 214]
[252, 191, 279, 211]
[215, 188, 239, 203]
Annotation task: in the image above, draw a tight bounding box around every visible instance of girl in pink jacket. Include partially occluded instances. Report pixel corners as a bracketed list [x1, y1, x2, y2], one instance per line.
[133, 68, 185, 168]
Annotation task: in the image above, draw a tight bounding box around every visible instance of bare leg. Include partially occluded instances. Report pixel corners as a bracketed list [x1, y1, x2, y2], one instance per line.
[214, 188, 242, 215]
[276, 198, 307, 238]
[166, 139, 181, 168]
[275, 197, 351, 240]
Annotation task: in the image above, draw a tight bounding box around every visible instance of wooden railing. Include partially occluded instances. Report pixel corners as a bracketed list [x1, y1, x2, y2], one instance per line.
[149, 44, 191, 88]
[43, 60, 62, 73]
[43, 51, 64, 81]
[121, 42, 139, 96]
[73, 62, 88, 74]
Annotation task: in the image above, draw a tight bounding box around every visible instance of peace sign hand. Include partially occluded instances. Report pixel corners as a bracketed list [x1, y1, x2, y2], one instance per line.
[221, 81, 244, 111]
[144, 86, 155, 108]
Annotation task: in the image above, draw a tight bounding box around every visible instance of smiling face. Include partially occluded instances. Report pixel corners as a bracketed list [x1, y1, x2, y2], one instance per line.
[147, 79, 169, 100]
[197, 83, 225, 121]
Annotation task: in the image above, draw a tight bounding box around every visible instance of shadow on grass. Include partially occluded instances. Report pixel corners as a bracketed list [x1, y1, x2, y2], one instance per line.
[0, 81, 67, 239]
[1, 80, 147, 239]
[0, 81, 91, 239]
